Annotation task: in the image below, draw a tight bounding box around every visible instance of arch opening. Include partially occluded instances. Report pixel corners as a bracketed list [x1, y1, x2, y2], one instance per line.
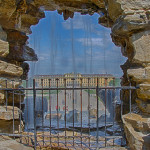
[22, 10, 129, 149]
[28, 11, 126, 77]
[0, 1, 150, 149]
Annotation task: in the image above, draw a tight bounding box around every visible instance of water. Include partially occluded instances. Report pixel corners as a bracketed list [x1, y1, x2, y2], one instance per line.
[22, 88, 125, 148]
[23, 97, 105, 131]
[23, 90, 121, 135]
[28, 12, 126, 76]
[23, 97, 48, 130]
[25, 11, 127, 147]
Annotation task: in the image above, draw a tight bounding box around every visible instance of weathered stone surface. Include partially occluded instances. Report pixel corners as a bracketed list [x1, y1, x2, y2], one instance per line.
[0, 78, 21, 88]
[127, 67, 150, 83]
[0, 1, 149, 150]
[8, 95, 24, 108]
[136, 99, 150, 114]
[21, 62, 30, 80]
[7, 44, 38, 61]
[7, 30, 28, 44]
[22, 45, 38, 61]
[0, 91, 5, 104]
[0, 106, 21, 120]
[136, 83, 150, 100]
[0, 105, 24, 134]
[0, 79, 24, 106]
[91, 0, 105, 9]
[99, 147, 127, 150]
[107, 0, 123, 22]
[122, 113, 150, 150]
[0, 137, 32, 150]
[108, 0, 150, 35]
[0, 120, 22, 134]
[0, 91, 6, 105]
[99, 14, 114, 28]
[20, 131, 126, 149]
[5, 29, 38, 61]
[0, 0, 44, 31]
[0, 60, 23, 77]
[0, 40, 9, 57]
[0, 27, 8, 59]
[130, 30, 150, 63]
[0, 79, 23, 105]
[0, 26, 7, 41]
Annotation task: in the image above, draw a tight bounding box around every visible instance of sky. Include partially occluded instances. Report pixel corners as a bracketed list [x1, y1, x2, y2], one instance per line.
[27, 11, 126, 77]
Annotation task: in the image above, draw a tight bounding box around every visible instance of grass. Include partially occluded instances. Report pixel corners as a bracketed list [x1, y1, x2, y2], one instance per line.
[38, 90, 61, 94]
[84, 89, 96, 94]
[25, 90, 61, 95]
[84, 89, 102, 102]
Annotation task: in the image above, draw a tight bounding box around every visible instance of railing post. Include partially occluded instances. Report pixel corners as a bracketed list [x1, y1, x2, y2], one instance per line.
[26, 79, 29, 144]
[88, 78, 91, 147]
[5, 80, 8, 111]
[104, 77, 108, 147]
[129, 81, 132, 113]
[64, 78, 67, 146]
[112, 77, 115, 146]
[48, 79, 52, 146]
[71, 78, 75, 147]
[96, 77, 99, 149]
[12, 80, 15, 135]
[56, 78, 59, 146]
[19, 79, 22, 143]
[33, 79, 37, 150]
[80, 78, 83, 148]
[41, 78, 44, 146]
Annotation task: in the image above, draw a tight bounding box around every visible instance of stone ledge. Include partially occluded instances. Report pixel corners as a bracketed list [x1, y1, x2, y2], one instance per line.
[0, 60, 23, 77]
[0, 40, 9, 57]
[0, 137, 33, 150]
[122, 113, 150, 150]
[0, 106, 21, 120]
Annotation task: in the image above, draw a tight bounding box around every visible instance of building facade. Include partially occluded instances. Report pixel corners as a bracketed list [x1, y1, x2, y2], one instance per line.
[34, 73, 114, 87]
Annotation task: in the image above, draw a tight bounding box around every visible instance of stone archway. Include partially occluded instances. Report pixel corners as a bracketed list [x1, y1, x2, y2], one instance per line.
[0, 0, 150, 149]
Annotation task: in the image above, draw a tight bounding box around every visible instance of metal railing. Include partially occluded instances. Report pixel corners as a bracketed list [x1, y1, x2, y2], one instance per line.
[0, 78, 137, 149]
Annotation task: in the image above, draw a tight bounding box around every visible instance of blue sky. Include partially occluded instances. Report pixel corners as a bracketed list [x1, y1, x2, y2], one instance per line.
[28, 11, 126, 77]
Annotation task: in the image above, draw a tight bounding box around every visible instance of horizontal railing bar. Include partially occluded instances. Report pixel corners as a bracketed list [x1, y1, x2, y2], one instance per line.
[4, 92, 24, 95]
[36, 135, 123, 139]
[1, 78, 131, 149]
[0, 133, 122, 139]
[0, 133, 34, 137]
[0, 86, 138, 91]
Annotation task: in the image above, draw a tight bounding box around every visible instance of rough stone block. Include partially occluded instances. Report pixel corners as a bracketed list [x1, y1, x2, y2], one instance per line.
[122, 113, 150, 150]
[127, 67, 150, 83]
[0, 60, 23, 77]
[136, 99, 150, 114]
[131, 30, 150, 63]
[0, 40, 9, 57]
[0, 106, 21, 120]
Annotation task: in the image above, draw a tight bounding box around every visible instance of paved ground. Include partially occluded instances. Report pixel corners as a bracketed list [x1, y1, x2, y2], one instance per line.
[42, 89, 106, 113]
[0, 136, 33, 150]
[0, 135, 128, 150]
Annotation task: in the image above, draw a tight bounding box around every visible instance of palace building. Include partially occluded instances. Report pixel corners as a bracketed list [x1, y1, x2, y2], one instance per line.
[33, 73, 114, 87]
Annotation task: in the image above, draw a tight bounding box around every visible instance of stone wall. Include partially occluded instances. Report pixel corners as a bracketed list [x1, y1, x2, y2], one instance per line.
[100, 1, 150, 149]
[0, 0, 150, 149]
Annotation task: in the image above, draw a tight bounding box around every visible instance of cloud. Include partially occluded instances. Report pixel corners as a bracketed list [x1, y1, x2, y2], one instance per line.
[77, 38, 103, 47]
[62, 13, 99, 32]
[62, 13, 111, 38]
[28, 11, 125, 77]
[62, 13, 84, 30]
[63, 20, 84, 30]
[38, 53, 49, 61]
